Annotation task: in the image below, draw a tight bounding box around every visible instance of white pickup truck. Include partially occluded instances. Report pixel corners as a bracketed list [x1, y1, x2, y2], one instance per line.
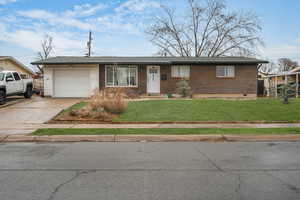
[0, 71, 33, 104]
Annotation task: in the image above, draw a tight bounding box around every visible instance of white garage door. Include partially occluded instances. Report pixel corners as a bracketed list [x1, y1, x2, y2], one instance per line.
[54, 69, 91, 97]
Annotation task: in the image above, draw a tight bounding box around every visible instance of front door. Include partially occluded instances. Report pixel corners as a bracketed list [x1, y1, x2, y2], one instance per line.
[147, 66, 160, 94]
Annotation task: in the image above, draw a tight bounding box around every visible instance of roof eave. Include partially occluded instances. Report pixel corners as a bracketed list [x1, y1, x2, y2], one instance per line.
[32, 61, 269, 65]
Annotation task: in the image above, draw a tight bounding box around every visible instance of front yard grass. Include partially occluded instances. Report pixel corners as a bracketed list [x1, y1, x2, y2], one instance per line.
[58, 99, 300, 122]
[115, 99, 300, 122]
[32, 128, 300, 135]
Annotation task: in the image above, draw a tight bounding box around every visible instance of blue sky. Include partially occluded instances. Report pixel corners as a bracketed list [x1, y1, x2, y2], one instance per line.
[0, 0, 300, 70]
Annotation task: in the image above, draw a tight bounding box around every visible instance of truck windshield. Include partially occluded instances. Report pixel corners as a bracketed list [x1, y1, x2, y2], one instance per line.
[0, 73, 4, 81]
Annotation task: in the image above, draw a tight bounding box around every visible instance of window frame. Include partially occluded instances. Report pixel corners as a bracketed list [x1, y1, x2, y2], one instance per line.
[105, 65, 138, 87]
[13, 72, 21, 81]
[216, 65, 235, 78]
[171, 65, 190, 78]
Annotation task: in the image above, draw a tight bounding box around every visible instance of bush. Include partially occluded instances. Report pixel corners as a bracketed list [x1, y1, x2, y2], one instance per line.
[124, 88, 140, 99]
[176, 79, 191, 97]
[278, 84, 295, 104]
[74, 88, 128, 120]
[167, 93, 173, 98]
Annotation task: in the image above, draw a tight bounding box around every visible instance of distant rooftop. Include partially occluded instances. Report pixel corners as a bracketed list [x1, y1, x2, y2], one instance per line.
[32, 56, 268, 65]
[0, 56, 35, 74]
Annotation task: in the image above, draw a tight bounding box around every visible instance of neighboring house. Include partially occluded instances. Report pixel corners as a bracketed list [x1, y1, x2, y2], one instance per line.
[0, 56, 35, 79]
[31, 56, 268, 98]
[266, 67, 300, 97]
[268, 67, 300, 85]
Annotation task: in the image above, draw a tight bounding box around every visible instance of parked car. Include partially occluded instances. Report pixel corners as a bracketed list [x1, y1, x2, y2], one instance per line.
[0, 71, 33, 104]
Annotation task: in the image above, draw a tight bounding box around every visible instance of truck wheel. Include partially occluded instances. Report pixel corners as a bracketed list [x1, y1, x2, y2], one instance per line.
[24, 86, 32, 99]
[0, 90, 6, 105]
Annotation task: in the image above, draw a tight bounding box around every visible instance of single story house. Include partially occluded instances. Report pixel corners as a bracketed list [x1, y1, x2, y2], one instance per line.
[0, 56, 35, 78]
[31, 56, 268, 98]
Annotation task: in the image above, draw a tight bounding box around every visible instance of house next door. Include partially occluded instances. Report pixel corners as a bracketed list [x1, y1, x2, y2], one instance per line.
[147, 66, 160, 94]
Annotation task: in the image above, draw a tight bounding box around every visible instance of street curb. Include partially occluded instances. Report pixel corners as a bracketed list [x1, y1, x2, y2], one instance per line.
[1, 134, 300, 142]
[48, 120, 300, 124]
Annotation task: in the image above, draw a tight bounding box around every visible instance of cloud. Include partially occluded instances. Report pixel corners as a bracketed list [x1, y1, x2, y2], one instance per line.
[0, 0, 161, 66]
[18, 9, 95, 30]
[115, 0, 160, 13]
[0, 0, 18, 5]
[64, 3, 106, 17]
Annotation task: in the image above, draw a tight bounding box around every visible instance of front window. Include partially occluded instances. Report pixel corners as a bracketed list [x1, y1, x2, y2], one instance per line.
[105, 65, 138, 87]
[216, 66, 235, 78]
[0, 73, 4, 81]
[171, 65, 190, 78]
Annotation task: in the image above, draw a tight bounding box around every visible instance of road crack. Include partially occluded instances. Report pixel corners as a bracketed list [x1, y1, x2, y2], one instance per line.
[46, 170, 93, 200]
[235, 174, 242, 200]
[196, 148, 224, 172]
[264, 171, 300, 194]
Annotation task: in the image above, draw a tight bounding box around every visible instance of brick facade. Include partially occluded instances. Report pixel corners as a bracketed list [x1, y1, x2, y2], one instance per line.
[99, 64, 258, 96]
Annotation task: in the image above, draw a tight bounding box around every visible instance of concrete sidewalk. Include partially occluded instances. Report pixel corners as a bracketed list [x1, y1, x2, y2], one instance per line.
[1, 123, 300, 135]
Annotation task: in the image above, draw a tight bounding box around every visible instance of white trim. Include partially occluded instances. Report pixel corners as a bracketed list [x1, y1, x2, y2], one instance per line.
[267, 71, 300, 78]
[147, 65, 160, 94]
[105, 65, 138, 87]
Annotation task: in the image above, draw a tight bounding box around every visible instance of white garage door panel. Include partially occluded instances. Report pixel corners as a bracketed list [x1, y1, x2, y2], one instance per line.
[54, 69, 91, 97]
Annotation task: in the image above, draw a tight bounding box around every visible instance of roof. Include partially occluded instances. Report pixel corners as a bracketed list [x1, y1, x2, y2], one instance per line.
[0, 56, 35, 75]
[290, 66, 300, 73]
[31, 56, 268, 65]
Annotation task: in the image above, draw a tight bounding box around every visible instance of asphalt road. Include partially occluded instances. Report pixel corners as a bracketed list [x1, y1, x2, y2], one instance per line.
[0, 142, 300, 200]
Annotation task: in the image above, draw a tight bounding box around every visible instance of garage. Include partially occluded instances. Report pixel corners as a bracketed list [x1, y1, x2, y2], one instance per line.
[53, 69, 91, 97]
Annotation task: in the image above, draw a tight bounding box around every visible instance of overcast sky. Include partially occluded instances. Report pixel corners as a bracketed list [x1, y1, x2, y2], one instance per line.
[0, 0, 300, 70]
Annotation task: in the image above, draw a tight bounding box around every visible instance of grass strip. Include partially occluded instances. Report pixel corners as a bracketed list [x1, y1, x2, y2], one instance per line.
[32, 128, 300, 136]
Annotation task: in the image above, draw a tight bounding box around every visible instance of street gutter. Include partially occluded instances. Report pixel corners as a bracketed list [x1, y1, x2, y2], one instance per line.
[1, 134, 300, 142]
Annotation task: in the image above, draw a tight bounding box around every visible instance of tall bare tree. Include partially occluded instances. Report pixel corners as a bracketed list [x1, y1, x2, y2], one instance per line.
[147, 0, 263, 57]
[278, 58, 298, 72]
[36, 34, 53, 73]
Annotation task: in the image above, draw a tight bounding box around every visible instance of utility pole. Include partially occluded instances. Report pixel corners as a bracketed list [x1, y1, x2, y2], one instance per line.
[86, 31, 92, 57]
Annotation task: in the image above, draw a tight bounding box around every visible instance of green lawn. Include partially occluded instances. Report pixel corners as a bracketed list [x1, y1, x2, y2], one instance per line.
[61, 99, 300, 122]
[61, 102, 87, 114]
[32, 128, 300, 135]
[115, 99, 300, 122]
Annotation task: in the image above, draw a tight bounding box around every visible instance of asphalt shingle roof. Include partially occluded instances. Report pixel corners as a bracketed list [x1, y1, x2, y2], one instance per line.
[31, 56, 268, 65]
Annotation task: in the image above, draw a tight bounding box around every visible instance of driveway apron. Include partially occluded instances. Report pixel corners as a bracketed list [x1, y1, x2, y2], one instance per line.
[0, 96, 80, 134]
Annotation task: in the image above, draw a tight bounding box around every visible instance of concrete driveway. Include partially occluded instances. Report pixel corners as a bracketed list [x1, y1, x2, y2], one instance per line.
[0, 96, 80, 134]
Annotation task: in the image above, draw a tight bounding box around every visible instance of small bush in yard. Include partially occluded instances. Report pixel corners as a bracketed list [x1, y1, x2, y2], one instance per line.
[278, 84, 295, 104]
[72, 88, 128, 120]
[176, 79, 191, 97]
[124, 88, 140, 99]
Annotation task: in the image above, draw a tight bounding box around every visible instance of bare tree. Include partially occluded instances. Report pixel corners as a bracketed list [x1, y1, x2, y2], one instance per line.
[259, 61, 277, 74]
[147, 0, 263, 57]
[36, 34, 53, 73]
[278, 58, 298, 72]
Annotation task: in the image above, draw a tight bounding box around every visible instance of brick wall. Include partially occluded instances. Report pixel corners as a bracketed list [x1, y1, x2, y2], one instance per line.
[99, 64, 258, 96]
[190, 64, 257, 95]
